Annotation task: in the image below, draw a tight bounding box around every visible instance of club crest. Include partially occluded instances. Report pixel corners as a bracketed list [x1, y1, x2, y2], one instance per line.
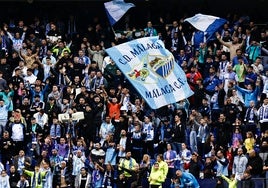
[127, 55, 175, 83]
[148, 55, 175, 78]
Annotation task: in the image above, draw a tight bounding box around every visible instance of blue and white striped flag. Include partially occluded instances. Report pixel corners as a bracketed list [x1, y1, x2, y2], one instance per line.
[185, 13, 227, 41]
[104, 0, 135, 26]
[105, 36, 194, 109]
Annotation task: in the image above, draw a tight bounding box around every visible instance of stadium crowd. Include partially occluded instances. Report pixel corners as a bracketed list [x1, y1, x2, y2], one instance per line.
[0, 12, 267, 188]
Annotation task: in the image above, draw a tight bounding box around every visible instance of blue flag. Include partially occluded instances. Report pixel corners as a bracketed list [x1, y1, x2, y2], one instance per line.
[104, 0, 135, 26]
[185, 13, 227, 41]
[105, 37, 194, 109]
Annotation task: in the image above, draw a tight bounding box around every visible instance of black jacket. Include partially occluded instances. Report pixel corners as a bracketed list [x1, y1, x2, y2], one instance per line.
[247, 155, 263, 176]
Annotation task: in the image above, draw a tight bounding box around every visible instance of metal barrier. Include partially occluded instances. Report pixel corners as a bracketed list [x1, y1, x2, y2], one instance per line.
[198, 177, 268, 188]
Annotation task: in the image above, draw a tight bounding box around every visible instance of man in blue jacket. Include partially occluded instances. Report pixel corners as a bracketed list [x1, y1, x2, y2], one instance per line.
[175, 169, 200, 188]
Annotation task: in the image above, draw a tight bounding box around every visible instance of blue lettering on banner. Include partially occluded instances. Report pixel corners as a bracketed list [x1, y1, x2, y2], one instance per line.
[118, 55, 132, 65]
[145, 82, 184, 99]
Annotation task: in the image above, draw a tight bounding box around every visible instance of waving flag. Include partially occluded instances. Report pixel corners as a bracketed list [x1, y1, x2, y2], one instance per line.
[105, 36, 194, 109]
[185, 13, 227, 41]
[104, 0, 135, 26]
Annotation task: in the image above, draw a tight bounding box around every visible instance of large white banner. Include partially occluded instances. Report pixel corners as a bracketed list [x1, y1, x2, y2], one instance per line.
[105, 36, 194, 109]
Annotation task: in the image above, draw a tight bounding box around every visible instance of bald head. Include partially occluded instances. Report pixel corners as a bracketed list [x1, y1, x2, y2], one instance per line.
[248, 149, 256, 158]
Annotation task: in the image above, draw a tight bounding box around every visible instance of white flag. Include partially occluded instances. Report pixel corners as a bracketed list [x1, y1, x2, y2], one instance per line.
[105, 36, 194, 109]
[104, 0, 135, 26]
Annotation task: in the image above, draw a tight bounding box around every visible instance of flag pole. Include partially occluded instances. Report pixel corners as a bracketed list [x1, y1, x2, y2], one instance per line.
[111, 25, 117, 38]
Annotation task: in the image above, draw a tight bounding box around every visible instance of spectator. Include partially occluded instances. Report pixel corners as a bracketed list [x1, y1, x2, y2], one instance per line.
[175, 169, 200, 188]
[220, 174, 238, 188]
[163, 143, 177, 187]
[244, 100, 258, 135]
[189, 152, 202, 179]
[144, 21, 157, 37]
[240, 169, 255, 188]
[215, 149, 229, 177]
[178, 143, 192, 172]
[171, 114, 186, 153]
[16, 174, 30, 188]
[23, 164, 47, 188]
[235, 79, 260, 108]
[118, 151, 137, 187]
[0, 170, 10, 188]
[74, 167, 91, 188]
[116, 129, 131, 162]
[244, 65, 258, 87]
[103, 134, 117, 166]
[9, 165, 20, 188]
[99, 116, 115, 146]
[216, 32, 245, 61]
[53, 160, 72, 188]
[148, 162, 165, 188]
[101, 163, 115, 188]
[247, 149, 263, 187]
[232, 148, 248, 180]
[88, 43, 105, 71]
[0, 98, 11, 130]
[244, 131, 256, 153]
[257, 97, 268, 134]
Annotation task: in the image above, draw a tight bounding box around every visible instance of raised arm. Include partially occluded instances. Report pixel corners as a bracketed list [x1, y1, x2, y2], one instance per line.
[216, 32, 231, 48]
